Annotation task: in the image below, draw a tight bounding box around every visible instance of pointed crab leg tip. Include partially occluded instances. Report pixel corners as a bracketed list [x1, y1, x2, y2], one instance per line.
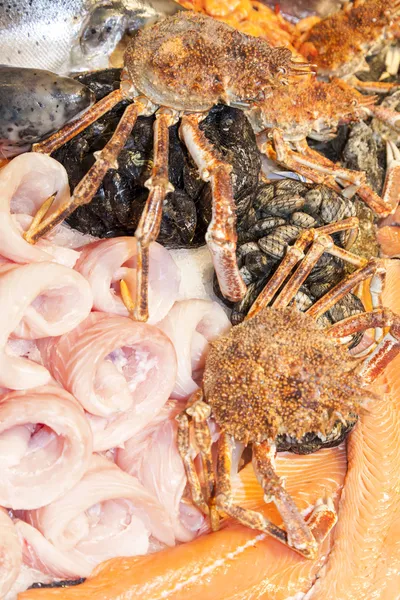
[23, 192, 57, 244]
[119, 279, 135, 315]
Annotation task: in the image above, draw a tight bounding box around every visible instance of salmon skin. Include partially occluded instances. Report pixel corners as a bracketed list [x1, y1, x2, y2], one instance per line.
[18, 446, 347, 600]
[308, 259, 400, 600]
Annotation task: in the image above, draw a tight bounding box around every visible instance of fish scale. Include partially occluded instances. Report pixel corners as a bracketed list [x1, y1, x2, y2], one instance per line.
[0, 0, 183, 74]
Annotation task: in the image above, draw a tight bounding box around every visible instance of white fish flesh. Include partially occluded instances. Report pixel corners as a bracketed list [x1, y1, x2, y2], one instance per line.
[116, 400, 205, 543]
[0, 386, 93, 510]
[0, 261, 92, 390]
[0, 153, 83, 266]
[75, 237, 181, 325]
[17, 455, 175, 578]
[158, 299, 231, 400]
[39, 312, 177, 448]
[0, 510, 22, 598]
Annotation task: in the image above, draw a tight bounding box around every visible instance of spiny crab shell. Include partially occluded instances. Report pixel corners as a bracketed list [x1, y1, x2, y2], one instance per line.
[203, 307, 368, 444]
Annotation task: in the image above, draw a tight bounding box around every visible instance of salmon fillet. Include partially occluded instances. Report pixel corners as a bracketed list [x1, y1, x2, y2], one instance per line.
[377, 226, 400, 258]
[18, 446, 347, 600]
[309, 259, 400, 600]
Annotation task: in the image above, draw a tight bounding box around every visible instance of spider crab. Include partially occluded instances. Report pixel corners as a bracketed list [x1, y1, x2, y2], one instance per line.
[296, 0, 400, 94]
[247, 76, 400, 218]
[177, 215, 400, 559]
[22, 11, 312, 322]
[181, 0, 400, 94]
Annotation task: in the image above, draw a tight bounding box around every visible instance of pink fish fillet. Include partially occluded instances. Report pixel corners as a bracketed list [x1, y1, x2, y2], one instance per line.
[39, 312, 177, 449]
[17, 455, 175, 579]
[0, 262, 92, 390]
[75, 237, 180, 324]
[0, 153, 80, 266]
[0, 509, 22, 598]
[158, 299, 231, 399]
[0, 386, 92, 510]
[116, 400, 205, 543]
[308, 258, 400, 600]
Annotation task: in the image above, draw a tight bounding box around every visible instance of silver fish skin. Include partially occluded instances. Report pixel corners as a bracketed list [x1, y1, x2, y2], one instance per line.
[0, 65, 95, 158]
[0, 0, 184, 75]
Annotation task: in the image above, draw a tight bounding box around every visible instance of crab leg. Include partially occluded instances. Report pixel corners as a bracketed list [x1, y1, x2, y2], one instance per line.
[381, 140, 400, 212]
[24, 100, 149, 243]
[215, 434, 324, 559]
[306, 258, 385, 320]
[180, 114, 246, 302]
[272, 234, 332, 308]
[264, 130, 394, 217]
[246, 230, 314, 319]
[122, 108, 178, 321]
[273, 129, 365, 186]
[176, 411, 210, 517]
[247, 219, 362, 318]
[176, 389, 219, 527]
[348, 76, 400, 95]
[327, 308, 400, 383]
[368, 104, 400, 132]
[260, 135, 343, 193]
[186, 392, 215, 505]
[32, 88, 124, 155]
[317, 216, 359, 248]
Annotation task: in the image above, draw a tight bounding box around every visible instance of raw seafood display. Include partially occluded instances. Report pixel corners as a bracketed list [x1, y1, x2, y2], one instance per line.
[21, 11, 312, 322]
[0, 2, 400, 599]
[217, 178, 367, 324]
[74, 237, 180, 322]
[177, 218, 400, 559]
[0, 386, 92, 510]
[39, 311, 177, 450]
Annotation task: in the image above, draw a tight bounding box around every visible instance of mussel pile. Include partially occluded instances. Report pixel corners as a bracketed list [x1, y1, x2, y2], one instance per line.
[214, 178, 366, 340]
[54, 69, 261, 247]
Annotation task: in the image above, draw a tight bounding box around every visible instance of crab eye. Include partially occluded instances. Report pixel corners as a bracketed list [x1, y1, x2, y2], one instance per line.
[277, 67, 287, 75]
[351, 99, 358, 107]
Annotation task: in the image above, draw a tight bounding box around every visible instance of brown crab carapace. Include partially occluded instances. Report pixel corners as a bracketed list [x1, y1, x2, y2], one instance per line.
[296, 0, 400, 93]
[177, 216, 400, 559]
[22, 11, 312, 322]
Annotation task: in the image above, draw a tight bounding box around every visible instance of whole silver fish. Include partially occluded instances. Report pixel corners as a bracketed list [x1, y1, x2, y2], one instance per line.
[0, 0, 184, 75]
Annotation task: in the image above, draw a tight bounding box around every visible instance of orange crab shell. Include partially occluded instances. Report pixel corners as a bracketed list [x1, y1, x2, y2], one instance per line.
[248, 78, 377, 139]
[296, 0, 400, 78]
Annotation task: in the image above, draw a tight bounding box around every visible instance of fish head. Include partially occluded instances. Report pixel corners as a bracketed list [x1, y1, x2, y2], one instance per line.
[72, 1, 185, 71]
[77, 4, 128, 64]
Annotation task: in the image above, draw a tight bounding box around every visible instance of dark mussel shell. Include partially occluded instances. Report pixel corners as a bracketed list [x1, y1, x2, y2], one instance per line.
[29, 579, 85, 589]
[54, 69, 261, 247]
[215, 180, 367, 332]
[275, 414, 359, 454]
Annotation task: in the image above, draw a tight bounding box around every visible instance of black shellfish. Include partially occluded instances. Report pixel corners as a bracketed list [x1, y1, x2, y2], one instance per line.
[54, 68, 261, 247]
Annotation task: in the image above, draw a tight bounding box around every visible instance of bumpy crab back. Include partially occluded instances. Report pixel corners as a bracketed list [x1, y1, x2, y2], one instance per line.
[203, 307, 367, 444]
[300, 0, 399, 78]
[124, 11, 295, 112]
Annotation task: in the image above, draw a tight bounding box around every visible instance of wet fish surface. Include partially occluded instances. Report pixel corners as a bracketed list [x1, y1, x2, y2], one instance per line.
[0, 0, 183, 74]
[0, 66, 95, 158]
